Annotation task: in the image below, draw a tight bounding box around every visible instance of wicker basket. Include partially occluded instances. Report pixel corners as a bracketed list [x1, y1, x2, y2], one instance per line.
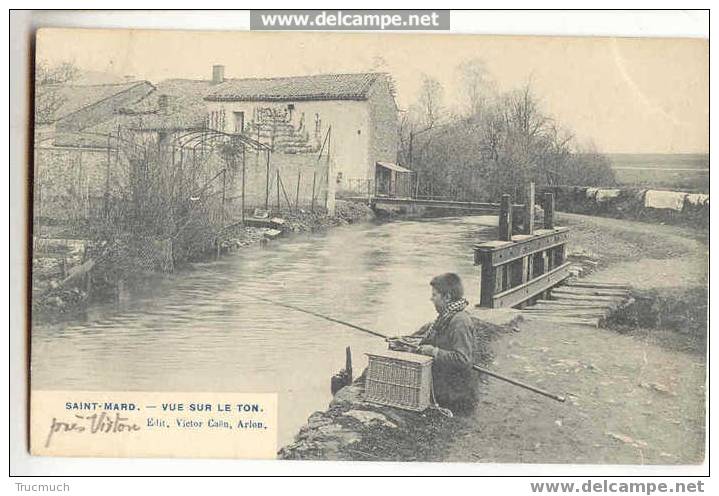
[364, 350, 433, 411]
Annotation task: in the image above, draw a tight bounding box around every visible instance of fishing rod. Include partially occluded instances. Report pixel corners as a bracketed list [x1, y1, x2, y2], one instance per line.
[244, 293, 388, 339]
[240, 292, 566, 403]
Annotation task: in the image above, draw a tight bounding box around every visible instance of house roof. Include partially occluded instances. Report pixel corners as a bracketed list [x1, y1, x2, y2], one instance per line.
[119, 79, 214, 131]
[205, 73, 384, 102]
[377, 161, 413, 174]
[35, 81, 152, 125]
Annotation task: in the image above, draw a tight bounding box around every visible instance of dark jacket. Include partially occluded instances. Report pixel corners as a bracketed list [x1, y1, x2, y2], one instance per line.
[416, 311, 478, 414]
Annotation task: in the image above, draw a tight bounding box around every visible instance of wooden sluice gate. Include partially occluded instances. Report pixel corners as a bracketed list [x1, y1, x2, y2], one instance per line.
[475, 186, 573, 309]
[474, 184, 634, 325]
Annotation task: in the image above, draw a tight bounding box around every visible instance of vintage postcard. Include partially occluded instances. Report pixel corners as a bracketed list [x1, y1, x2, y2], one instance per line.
[30, 27, 708, 464]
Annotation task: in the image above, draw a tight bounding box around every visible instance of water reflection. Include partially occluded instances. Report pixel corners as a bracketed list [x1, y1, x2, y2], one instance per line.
[32, 215, 497, 445]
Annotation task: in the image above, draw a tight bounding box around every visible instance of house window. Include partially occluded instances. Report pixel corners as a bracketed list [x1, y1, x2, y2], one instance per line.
[233, 111, 245, 134]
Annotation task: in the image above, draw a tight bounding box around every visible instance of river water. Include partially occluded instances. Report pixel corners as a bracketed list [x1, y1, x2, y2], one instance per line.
[32, 215, 497, 446]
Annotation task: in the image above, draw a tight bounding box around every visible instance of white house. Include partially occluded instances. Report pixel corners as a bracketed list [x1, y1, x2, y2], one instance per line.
[204, 68, 400, 195]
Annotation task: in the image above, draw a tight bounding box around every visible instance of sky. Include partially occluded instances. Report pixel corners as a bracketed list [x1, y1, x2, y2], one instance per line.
[37, 28, 708, 154]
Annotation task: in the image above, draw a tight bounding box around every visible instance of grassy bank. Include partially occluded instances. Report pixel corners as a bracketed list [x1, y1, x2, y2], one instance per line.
[559, 212, 708, 354]
[32, 200, 375, 320]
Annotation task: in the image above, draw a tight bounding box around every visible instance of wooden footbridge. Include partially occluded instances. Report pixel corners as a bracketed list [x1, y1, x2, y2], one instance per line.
[348, 196, 507, 214]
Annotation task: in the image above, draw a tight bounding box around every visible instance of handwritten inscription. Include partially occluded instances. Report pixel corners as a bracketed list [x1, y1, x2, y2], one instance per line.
[45, 411, 141, 448]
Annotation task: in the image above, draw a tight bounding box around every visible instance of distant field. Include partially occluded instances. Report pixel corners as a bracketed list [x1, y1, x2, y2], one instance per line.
[607, 153, 709, 192]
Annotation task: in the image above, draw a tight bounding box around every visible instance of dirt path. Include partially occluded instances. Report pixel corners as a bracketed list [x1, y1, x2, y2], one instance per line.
[443, 213, 707, 464]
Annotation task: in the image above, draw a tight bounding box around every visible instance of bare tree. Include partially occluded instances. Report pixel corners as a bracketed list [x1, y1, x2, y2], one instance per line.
[34, 59, 79, 124]
[457, 58, 496, 116]
[415, 74, 445, 132]
[406, 74, 615, 200]
[399, 75, 447, 171]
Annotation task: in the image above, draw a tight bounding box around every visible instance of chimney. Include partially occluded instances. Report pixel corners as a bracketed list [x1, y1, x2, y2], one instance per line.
[212, 65, 225, 85]
[158, 94, 169, 114]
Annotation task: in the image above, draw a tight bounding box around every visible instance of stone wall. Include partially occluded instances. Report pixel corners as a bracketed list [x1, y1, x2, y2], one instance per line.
[279, 309, 522, 461]
[368, 78, 400, 177]
[229, 150, 334, 215]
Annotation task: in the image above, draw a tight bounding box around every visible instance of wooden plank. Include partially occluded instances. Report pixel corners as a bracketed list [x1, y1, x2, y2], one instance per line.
[497, 265, 507, 293]
[527, 300, 611, 309]
[530, 301, 611, 309]
[564, 281, 630, 290]
[524, 312, 602, 320]
[517, 256, 530, 309]
[555, 243, 567, 266]
[559, 281, 630, 290]
[499, 194, 512, 241]
[480, 262, 497, 308]
[521, 182, 535, 235]
[552, 291, 628, 299]
[491, 261, 572, 309]
[523, 309, 608, 317]
[522, 315, 600, 327]
[474, 227, 571, 267]
[553, 286, 629, 295]
[540, 249, 551, 299]
[524, 303, 609, 312]
[552, 288, 629, 297]
[543, 192, 555, 229]
[551, 294, 627, 304]
[365, 197, 499, 209]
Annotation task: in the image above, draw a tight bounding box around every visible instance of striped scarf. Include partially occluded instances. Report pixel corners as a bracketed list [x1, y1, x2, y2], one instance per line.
[421, 298, 469, 344]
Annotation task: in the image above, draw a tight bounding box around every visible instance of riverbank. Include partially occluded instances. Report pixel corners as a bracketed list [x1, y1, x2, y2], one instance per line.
[279, 211, 707, 463]
[278, 308, 524, 461]
[32, 200, 375, 320]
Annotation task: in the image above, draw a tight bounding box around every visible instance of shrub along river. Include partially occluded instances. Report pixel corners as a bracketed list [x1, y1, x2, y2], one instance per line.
[32, 215, 497, 446]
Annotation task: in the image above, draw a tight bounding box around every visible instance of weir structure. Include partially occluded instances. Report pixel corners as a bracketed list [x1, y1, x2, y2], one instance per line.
[474, 185, 572, 309]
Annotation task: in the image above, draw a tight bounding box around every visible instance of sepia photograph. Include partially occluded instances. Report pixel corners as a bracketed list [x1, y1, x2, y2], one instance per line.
[22, 17, 708, 470]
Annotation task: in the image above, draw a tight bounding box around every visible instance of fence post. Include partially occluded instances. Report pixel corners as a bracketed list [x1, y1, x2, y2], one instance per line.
[499, 194, 513, 241]
[278, 172, 293, 210]
[521, 182, 535, 235]
[276, 170, 280, 213]
[479, 251, 497, 308]
[311, 171, 316, 212]
[265, 150, 270, 211]
[241, 145, 246, 224]
[516, 257, 530, 309]
[544, 192, 555, 229]
[222, 168, 227, 227]
[104, 134, 111, 218]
